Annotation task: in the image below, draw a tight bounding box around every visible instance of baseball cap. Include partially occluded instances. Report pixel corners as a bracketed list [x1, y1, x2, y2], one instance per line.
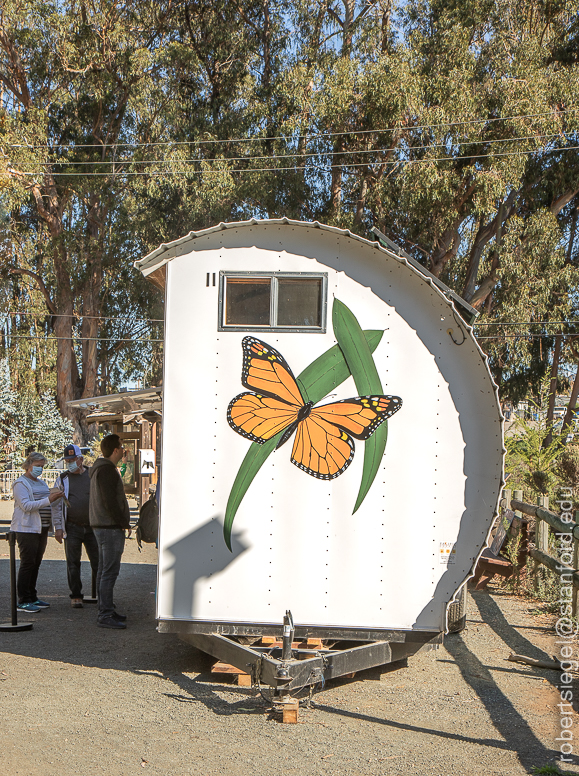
[63, 443, 82, 459]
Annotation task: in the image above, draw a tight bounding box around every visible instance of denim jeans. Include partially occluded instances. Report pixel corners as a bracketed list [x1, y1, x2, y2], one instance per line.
[64, 523, 99, 599]
[16, 528, 49, 604]
[93, 528, 125, 620]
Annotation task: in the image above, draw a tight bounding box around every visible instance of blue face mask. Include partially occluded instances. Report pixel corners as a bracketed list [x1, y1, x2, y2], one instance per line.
[31, 465, 43, 478]
[67, 461, 79, 473]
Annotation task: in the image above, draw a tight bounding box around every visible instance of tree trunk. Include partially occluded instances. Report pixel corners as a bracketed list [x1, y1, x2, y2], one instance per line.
[562, 354, 579, 435]
[544, 334, 563, 447]
[329, 135, 345, 219]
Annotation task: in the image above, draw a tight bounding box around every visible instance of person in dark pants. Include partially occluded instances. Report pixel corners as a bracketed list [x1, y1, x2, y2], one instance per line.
[52, 444, 99, 608]
[89, 434, 131, 629]
[11, 452, 65, 613]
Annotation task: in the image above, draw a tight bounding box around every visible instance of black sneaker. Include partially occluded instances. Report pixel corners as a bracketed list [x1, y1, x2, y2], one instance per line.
[97, 616, 126, 630]
[111, 611, 127, 622]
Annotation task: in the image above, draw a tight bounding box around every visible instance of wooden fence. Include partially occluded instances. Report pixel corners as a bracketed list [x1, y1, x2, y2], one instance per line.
[504, 488, 579, 617]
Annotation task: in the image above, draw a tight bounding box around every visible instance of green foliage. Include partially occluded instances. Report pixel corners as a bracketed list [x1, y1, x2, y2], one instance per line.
[531, 764, 565, 775]
[0, 358, 74, 464]
[506, 418, 564, 498]
[1, 0, 579, 427]
[557, 445, 579, 490]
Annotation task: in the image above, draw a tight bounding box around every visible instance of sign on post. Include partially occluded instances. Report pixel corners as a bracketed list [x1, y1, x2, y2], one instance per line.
[139, 449, 155, 475]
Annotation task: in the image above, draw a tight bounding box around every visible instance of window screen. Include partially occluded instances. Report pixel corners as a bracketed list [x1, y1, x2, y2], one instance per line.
[225, 277, 271, 326]
[277, 277, 322, 327]
[220, 273, 326, 331]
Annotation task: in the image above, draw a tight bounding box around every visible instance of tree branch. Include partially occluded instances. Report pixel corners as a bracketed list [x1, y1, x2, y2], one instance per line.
[8, 268, 57, 314]
[551, 188, 579, 215]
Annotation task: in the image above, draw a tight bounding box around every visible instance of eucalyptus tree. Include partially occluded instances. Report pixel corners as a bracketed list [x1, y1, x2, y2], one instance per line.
[1, 0, 579, 433]
[0, 0, 167, 431]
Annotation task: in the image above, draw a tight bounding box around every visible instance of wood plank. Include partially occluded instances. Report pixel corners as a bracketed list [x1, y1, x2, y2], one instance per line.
[211, 661, 249, 676]
[236, 674, 252, 686]
[282, 702, 299, 724]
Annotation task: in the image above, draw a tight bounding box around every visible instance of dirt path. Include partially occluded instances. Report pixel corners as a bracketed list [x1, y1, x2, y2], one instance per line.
[0, 528, 575, 776]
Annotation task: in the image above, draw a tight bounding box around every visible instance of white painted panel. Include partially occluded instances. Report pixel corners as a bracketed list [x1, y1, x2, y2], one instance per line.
[156, 225, 503, 633]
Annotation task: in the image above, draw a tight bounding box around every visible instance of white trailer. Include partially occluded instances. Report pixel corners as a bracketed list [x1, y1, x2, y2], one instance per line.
[135, 218, 503, 701]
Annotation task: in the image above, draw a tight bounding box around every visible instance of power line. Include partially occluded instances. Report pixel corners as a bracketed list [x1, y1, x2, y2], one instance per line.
[5, 108, 578, 149]
[474, 321, 579, 326]
[5, 335, 163, 343]
[1, 312, 163, 322]
[11, 144, 579, 177]
[476, 334, 573, 340]
[10, 133, 570, 168]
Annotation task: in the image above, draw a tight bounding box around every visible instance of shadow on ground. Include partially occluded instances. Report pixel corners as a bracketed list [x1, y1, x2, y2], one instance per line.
[1, 558, 574, 773]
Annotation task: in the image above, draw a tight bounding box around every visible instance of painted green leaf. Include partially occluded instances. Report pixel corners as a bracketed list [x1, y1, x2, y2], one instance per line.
[296, 330, 384, 404]
[223, 329, 384, 550]
[332, 298, 388, 514]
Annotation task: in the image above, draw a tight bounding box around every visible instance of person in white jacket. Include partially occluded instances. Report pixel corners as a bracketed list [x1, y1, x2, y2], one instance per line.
[11, 452, 64, 613]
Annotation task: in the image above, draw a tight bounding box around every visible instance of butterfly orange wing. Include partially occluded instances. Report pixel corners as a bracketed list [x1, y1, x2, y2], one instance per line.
[229, 338, 403, 479]
[290, 395, 402, 479]
[310, 395, 402, 439]
[228, 338, 305, 444]
[227, 392, 299, 444]
[241, 337, 304, 407]
[291, 413, 355, 480]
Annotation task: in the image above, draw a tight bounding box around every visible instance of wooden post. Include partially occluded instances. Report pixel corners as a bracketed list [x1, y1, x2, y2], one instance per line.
[534, 495, 549, 595]
[503, 489, 512, 511]
[516, 489, 536, 593]
[537, 496, 549, 551]
[574, 511, 579, 619]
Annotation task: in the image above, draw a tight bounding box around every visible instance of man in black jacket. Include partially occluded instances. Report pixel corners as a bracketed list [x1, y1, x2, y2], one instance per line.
[89, 434, 131, 629]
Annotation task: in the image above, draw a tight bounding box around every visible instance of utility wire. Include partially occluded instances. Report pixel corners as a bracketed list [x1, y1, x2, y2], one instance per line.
[5, 335, 163, 342]
[11, 144, 579, 177]
[1, 312, 163, 322]
[473, 320, 579, 325]
[5, 108, 578, 149]
[3, 313, 577, 326]
[476, 334, 575, 340]
[10, 133, 570, 167]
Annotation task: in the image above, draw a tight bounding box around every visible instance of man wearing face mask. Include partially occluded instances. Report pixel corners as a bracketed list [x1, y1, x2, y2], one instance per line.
[52, 444, 99, 608]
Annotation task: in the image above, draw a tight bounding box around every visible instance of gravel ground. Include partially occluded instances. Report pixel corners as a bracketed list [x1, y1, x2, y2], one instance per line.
[0, 503, 576, 776]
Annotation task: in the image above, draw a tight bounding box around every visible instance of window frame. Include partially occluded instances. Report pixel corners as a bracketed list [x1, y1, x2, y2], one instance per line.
[218, 271, 328, 333]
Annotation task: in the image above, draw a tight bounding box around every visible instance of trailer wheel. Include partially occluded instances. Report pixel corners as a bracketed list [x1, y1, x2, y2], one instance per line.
[446, 584, 467, 633]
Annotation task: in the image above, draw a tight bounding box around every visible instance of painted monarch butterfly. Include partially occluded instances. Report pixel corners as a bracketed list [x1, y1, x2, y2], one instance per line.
[227, 337, 402, 480]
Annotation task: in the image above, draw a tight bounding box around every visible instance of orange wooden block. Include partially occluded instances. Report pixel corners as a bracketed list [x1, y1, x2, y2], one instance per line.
[211, 661, 249, 677]
[282, 703, 299, 724]
[212, 661, 241, 674]
[236, 674, 252, 687]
